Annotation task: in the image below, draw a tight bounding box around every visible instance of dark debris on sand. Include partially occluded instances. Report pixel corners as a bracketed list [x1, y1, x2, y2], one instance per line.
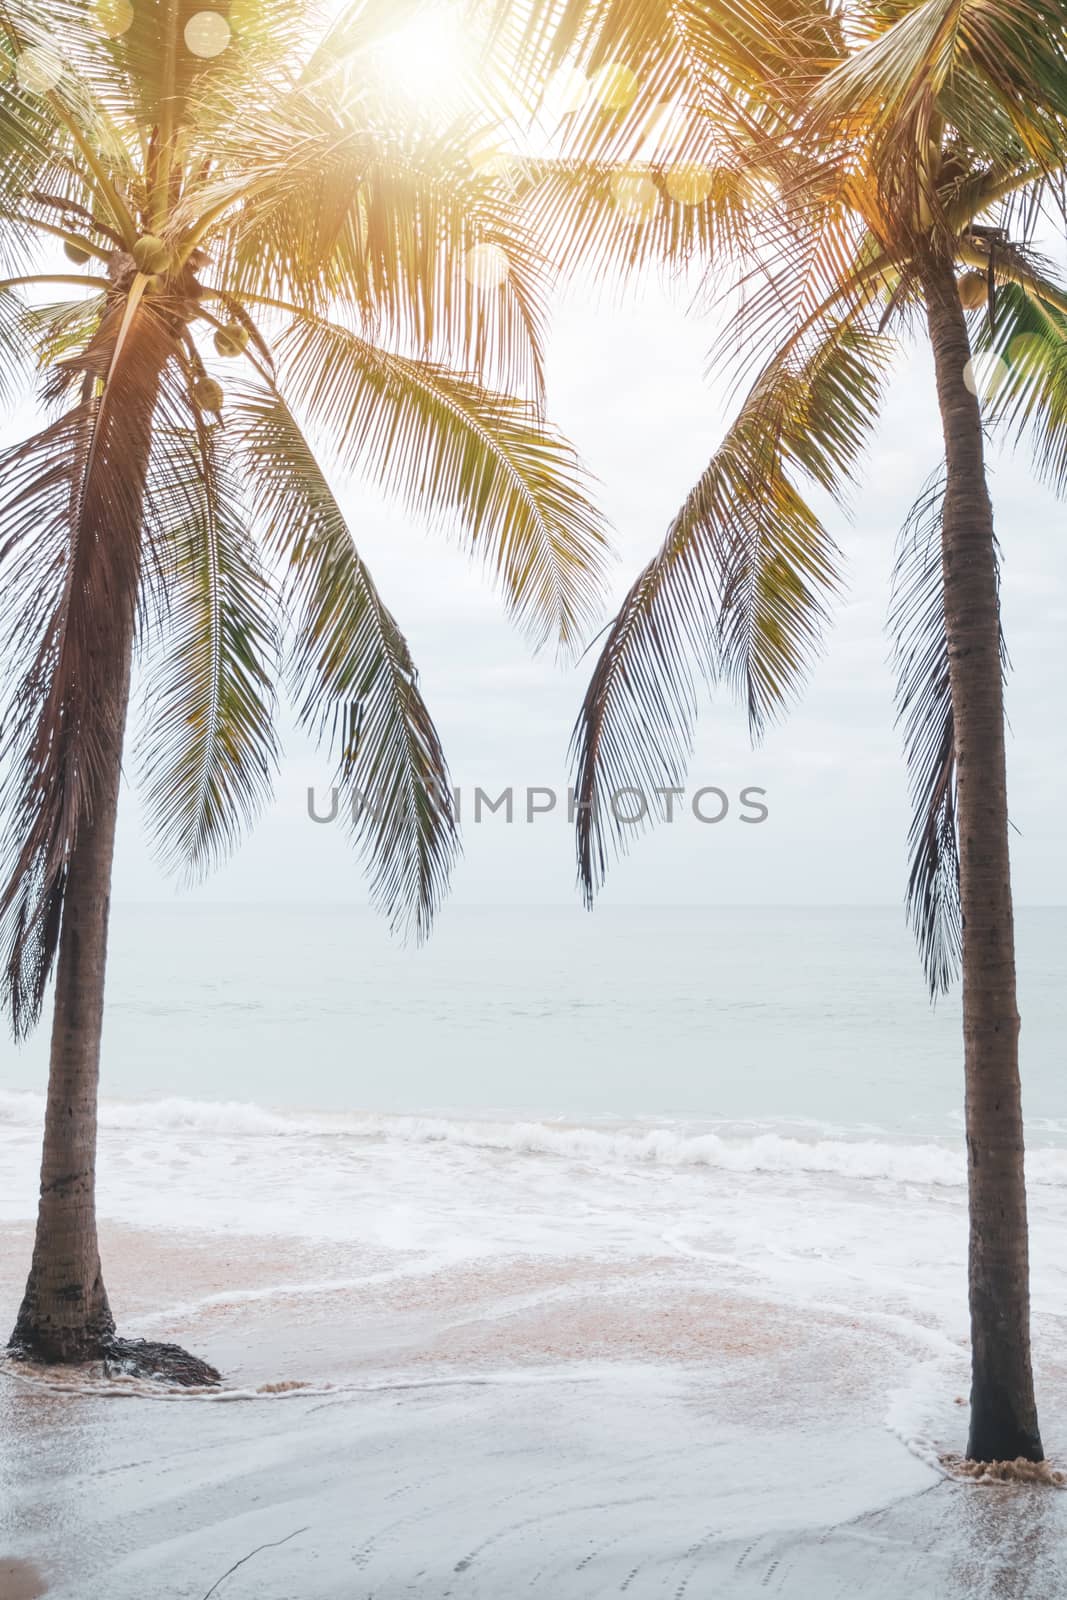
[100, 1337, 221, 1386]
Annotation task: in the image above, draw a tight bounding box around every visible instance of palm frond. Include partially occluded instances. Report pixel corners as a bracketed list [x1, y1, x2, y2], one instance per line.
[514, 155, 757, 290]
[572, 320, 893, 902]
[196, 106, 552, 401]
[490, 0, 821, 166]
[971, 274, 1067, 493]
[0, 305, 178, 1032]
[17, 290, 108, 376]
[232, 383, 458, 938]
[0, 284, 34, 405]
[137, 415, 281, 880]
[278, 313, 611, 651]
[810, 0, 1067, 214]
[889, 467, 960, 996]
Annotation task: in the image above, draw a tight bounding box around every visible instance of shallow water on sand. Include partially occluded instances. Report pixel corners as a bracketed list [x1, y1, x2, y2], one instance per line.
[3, 1346, 1066, 1599]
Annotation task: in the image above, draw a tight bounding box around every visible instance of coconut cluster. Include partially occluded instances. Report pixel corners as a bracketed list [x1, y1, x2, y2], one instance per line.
[63, 229, 250, 417]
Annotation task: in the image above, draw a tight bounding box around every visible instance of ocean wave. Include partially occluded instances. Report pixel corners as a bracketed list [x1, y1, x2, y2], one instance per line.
[0, 1089, 301, 1137]
[3, 1090, 1066, 1189]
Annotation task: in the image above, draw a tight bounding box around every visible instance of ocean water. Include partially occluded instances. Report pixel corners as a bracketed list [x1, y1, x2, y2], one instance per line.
[4, 902, 1066, 1137]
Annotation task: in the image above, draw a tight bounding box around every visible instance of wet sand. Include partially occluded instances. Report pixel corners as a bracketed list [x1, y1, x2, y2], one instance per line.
[2, 1219, 1066, 1597]
[0, 1561, 47, 1600]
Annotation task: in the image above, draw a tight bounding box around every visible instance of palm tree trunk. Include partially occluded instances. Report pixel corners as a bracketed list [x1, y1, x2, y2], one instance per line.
[9, 605, 134, 1362]
[9, 345, 152, 1365]
[921, 250, 1043, 1463]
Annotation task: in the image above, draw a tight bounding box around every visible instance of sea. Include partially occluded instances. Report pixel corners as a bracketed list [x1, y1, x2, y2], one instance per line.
[4, 900, 1065, 1135]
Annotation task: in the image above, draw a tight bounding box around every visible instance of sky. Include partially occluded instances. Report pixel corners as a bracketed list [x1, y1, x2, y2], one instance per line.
[109, 270, 1067, 912]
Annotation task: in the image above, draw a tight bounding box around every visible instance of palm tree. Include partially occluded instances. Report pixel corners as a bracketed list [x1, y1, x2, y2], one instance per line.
[505, 0, 1067, 1461]
[0, 0, 608, 1377]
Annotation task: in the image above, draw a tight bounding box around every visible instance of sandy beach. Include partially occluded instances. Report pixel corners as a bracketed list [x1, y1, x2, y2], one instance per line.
[3, 1200, 1067, 1599]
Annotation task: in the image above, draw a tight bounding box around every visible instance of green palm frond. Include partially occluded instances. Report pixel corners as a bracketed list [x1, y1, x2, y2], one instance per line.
[889, 467, 961, 997]
[137, 417, 281, 879]
[576, 318, 892, 886]
[572, 321, 893, 901]
[810, 0, 1067, 202]
[232, 383, 458, 938]
[0, 284, 33, 403]
[278, 313, 611, 651]
[0, 305, 180, 1032]
[18, 290, 108, 373]
[971, 275, 1067, 493]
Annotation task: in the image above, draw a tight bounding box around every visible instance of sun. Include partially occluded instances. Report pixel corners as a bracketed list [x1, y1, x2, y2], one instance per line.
[373, 4, 473, 113]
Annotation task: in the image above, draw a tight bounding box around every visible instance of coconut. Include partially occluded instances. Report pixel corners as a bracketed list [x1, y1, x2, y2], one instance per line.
[957, 270, 988, 310]
[193, 376, 224, 412]
[213, 322, 249, 357]
[63, 239, 91, 264]
[132, 234, 170, 275]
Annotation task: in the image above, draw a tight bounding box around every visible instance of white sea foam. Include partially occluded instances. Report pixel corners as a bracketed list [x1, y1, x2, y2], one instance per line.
[4, 1089, 1067, 1188]
[0, 1088, 309, 1136]
[352, 1115, 977, 1185]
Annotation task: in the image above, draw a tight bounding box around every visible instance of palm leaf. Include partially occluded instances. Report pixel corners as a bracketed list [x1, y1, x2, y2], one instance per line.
[572, 321, 892, 902]
[278, 313, 610, 651]
[972, 273, 1067, 493]
[491, 0, 813, 165]
[137, 413, 281, 879]
[0, 304, 178, 1031]
[196, 103, 552, 401]
[810, 0, 1067, 206]
[514, 155, 757, 289]
[231, 383, 458, 938]
[889, 468, 960, 996]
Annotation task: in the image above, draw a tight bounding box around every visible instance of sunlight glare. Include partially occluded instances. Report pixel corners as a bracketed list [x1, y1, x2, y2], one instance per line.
[611, 172, 658, 222]
[590, 61, 638, 111]
[665, 165, 715, 206]
[15, 45, 63, 93]
[375, 6, 471, 112]
[542, 66, 590, 121]
[93, 0, 134, 38]
[467, 130, 520, 182]
[185, 10, 231, 57]
[465, 242, 510, 290]
[964, 354, 1010, 403]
